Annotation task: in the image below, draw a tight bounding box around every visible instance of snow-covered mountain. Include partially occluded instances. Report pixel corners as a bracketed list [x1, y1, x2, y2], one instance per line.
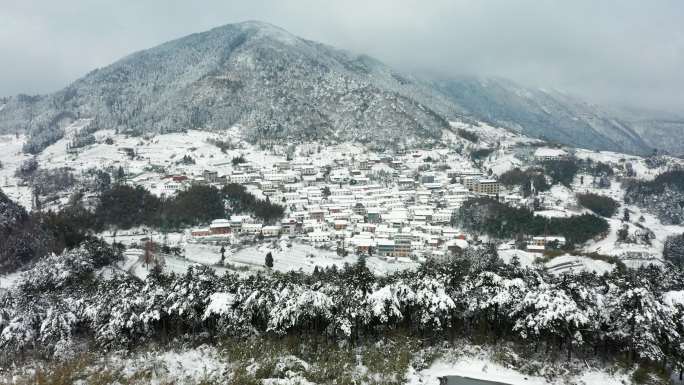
[429, 76, 652, 155]
[605, 106, 684, 156]
[0, 21, 461, 150]
[0, 21, 673, 155]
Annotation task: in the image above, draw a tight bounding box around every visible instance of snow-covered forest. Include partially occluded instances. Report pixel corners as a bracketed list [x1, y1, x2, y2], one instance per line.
[2, 239, 683, 383]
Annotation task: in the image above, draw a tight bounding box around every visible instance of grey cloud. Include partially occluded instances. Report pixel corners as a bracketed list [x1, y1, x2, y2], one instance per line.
[1, 0, 682, 113]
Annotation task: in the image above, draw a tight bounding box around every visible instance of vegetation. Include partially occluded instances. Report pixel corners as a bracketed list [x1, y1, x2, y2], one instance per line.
[469, 147, 494, 161]
[91, 183, 284, 231]
[542, 159, 579, 187]
[456, 128, 479, 143]
[32, 182, 279, 239]
[580, 159, 615, 177]
[231, 154, 246, 166]
[0, 189, 49, 273]
[2, 243, 683, 379]
[14, 157, 39, 181]
[624, 170, 684, 224]
[164, 185, 226, 228]
[7, 335, 428, 385]
[223, 183, 285, 224]
[30, 168, 77, 196]
[577, 193, 620, 217]
[455, 198, 609, 245]
[207, 138, 235, 153]
[664, 233, 684, 268]
[95, 185, 163, 229]
[625, 170, 684, 196]
[499, 167, 550, 197]
[178, 154, 195, 165]
[265, 251, 274, 268]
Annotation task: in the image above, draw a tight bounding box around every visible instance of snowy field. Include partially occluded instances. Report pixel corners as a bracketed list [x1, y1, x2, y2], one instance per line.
[408, 356, 630, 385]
[544, 255, 614, 275]
[96, 229, 419, 280]
[574, 148, 683, 181]
[1, 342, 635, 385]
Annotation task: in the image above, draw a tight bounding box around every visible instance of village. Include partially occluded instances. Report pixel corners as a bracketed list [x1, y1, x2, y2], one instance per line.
[3, 121, 680, 278]
[163, 145, 573, 262]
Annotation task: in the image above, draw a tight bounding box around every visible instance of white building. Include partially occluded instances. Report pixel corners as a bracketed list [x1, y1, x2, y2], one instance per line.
[308, 230, 332, 243]
[242, 223, 263, 235]
[262, 225, 282, 237]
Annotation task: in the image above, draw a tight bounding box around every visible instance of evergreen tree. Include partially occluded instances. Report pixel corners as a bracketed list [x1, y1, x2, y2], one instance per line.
[220, 246, 226, 266]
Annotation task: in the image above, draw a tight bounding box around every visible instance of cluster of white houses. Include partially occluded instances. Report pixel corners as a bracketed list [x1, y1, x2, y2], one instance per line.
[182, 150, 569, 259]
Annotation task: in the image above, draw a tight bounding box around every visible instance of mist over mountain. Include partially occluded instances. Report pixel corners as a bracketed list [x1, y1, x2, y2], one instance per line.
[0, 21, 678, 155]
[429, 76, 653, 155]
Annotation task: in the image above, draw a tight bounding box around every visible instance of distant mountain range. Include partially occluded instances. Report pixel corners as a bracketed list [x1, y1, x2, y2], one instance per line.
[0, 20, 681, 155]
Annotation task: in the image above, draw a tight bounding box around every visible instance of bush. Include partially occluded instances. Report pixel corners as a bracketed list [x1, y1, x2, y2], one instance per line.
[577, 193, 619, 217]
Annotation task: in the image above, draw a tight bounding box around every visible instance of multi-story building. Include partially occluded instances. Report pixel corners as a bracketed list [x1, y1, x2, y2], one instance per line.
[474, 179, 500, 195]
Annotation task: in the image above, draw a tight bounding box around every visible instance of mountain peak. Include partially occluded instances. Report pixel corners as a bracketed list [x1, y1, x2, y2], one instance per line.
[213, 20, 299, 45]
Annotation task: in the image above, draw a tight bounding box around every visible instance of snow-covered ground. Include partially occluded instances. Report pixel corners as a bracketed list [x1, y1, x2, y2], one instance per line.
[1, 345, 231, 385]
[544, 255, 614, 276]
[583, 203, 681, 266]
[1, 341, 635, 385]
[0, 271, 22, 290]
[498, 249, 539, 268]
[408, 356, 629, 385]
[574, 148, 683, 181]
[98, 230, 419, 279]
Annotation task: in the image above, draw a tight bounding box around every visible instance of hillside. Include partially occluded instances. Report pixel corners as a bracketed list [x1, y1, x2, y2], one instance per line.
[0, 188, 48, 273]
[430, 76, 652, 155]
[0, 21, 460, 151]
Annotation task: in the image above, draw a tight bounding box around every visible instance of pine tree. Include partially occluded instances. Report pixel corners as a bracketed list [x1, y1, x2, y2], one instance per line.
[220, 246, 226, 266]
[265, 252, 274, 269]
[115, 166, 125, 183]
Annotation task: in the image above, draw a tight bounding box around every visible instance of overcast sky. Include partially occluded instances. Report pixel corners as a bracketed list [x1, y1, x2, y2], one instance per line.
[1, 0, 683, 113]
